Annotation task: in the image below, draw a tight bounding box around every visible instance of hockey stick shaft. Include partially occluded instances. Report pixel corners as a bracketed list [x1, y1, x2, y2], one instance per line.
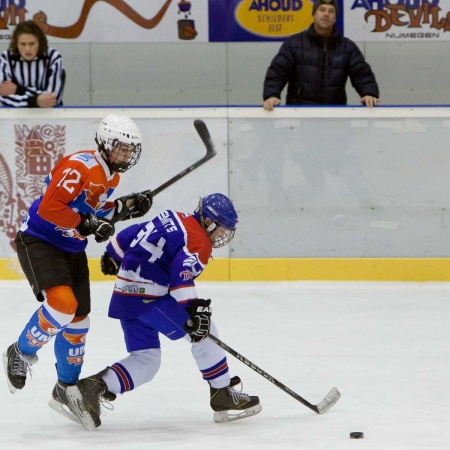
[207, 332, 341, 414]
[112, 120, 217, 224]
[152, 120, 217, 197]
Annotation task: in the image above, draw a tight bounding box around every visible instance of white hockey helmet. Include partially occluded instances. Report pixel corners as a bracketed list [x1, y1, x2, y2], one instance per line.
[95, 114, 142, 173]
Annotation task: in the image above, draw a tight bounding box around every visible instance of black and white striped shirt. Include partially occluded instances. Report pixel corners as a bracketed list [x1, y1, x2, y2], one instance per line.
[0, 47, 64, 107]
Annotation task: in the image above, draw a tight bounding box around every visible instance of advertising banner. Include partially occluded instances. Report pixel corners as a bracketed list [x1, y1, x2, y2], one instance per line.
[0, 0, 209, 42]
[4, 1, 446, 43]
[0, 0, 345, 43]
[210, 0, 343, 41]
[345, 0, 450, 42]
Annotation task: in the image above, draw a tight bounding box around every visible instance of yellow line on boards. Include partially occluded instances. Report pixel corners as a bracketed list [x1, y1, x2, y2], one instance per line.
[1, 258, 449, 282]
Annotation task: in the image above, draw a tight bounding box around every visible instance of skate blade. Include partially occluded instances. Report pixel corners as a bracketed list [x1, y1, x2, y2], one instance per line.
[66, 386, 99, 431]
[3, 351, 17, 394]
[213, 404, 262, 423]
[48, 398, 82, 424]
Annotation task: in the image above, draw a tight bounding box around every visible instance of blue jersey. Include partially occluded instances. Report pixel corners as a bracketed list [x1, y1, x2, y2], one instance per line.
[19, 150, 120, 253]
[106, 210, 212, 320]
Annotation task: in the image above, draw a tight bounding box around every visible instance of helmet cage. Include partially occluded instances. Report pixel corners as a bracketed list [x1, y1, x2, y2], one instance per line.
[206, 221, 235, 248]
[197, 196, 237, 248]
[98, 138, 141, 173]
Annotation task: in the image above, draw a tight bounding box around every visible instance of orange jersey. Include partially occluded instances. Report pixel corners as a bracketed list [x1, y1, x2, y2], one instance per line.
[20, 150, 120, 253]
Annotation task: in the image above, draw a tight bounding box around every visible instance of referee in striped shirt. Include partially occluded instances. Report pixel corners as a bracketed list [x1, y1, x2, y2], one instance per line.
[0, 20, 64, 108]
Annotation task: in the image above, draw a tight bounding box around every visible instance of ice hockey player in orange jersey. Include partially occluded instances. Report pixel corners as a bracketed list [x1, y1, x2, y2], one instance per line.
[3, 114, 153, 425]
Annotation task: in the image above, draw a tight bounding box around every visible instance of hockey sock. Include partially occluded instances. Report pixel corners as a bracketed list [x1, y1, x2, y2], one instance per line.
[105, 348, 162, 394]
[17, 299, 74, 355]
[54, 316, 90, 384]
[190, 322, 230, 389]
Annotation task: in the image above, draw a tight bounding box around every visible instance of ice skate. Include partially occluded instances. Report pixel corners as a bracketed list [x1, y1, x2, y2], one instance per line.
[48, 379, 82, 424]
[66, 369, 116, 431]
[210, 376, 262, 423]
[3, 342, 38, 393]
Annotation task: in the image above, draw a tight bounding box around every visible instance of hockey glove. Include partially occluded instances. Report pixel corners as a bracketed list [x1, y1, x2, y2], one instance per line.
[184, 299, 212, 343]
[77, 212, 115, 243]
[114, 190, 153, 221]
[100, 251, 120, 276]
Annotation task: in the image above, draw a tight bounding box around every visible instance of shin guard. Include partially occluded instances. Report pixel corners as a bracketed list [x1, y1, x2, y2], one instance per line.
[106, 348, 162, 394]
[17, 300, 74, 355]
[54, 316, 90, 384]
[190, 322, 230, 388]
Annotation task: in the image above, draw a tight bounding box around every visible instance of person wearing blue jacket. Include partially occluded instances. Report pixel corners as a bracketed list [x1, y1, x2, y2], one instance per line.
[263, 0, 379, 110]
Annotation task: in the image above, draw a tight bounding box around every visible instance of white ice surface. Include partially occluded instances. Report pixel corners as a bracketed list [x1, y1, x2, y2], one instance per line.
[1, 280, 448, 450]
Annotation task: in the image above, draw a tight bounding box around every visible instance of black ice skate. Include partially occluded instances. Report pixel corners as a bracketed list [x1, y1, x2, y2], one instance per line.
[48, 379, 82, 424]
[3, 342, 38, 393]
[66, 369, 116, 431]
[210, 376, 262, 423]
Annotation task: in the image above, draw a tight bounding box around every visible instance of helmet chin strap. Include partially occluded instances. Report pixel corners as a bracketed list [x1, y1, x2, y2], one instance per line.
[198, 197, 217, 235]
[198, 196, 205, 228]
[97, 143, 117, 173]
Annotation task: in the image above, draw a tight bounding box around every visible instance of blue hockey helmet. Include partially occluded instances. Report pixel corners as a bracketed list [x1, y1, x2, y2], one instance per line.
[193, 193, 238, 248]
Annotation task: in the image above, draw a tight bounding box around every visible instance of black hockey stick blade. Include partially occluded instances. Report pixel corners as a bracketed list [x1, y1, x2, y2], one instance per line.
[152, 119, 216, 197]
[193, 119, 217, 159]
[112, 119, 217, 224]
[207, 332, 341, 415]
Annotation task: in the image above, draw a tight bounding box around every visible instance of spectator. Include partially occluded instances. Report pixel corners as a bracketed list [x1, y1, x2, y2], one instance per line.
[263, 0, 379, 110]
[0, 20, 64, 108]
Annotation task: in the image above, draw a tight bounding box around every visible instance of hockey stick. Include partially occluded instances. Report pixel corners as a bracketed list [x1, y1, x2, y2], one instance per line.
[112, 119, 217, 224]
[207, 333, 341, 415]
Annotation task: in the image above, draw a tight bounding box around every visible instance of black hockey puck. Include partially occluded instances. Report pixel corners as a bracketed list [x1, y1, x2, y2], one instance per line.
[350, 432, 364, 439]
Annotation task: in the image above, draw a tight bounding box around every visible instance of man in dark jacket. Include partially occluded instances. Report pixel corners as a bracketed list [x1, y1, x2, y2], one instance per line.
[263, 0, 379, 110]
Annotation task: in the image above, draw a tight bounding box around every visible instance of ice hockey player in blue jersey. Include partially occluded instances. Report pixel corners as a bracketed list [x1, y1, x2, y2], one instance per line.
[64, 193, 262, 430]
